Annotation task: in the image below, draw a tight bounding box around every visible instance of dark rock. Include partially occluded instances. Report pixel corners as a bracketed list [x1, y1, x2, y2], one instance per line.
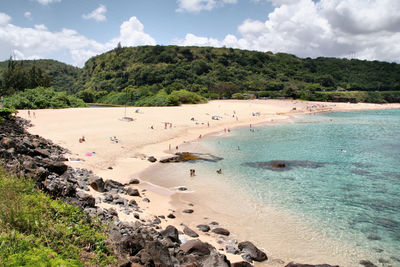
[76, 191, 96, 208]
[178, 186, 188, 191]
[285, 262, 339, 267]
[1, 137, 15, 148]
[202, 250, 230, 267]
[209, 221, 219, 225]
[238, 241, 267, 262]
[183, 226, 199, 238]
[143, 198, 150, 203]
[226, 245, 239, 254]
[245, 160, 325, 172]
[134, 213, 140, 219]
[104, 193, 113, 203]
[167, 213, 176, 219]
[160, 225, 180, 244]
[160, 152, 223, 163]
[129, 199, 138, 207]
[104, 179, 124, 190]
[128, 178, 140, 184]
[113, 197, 126, 205]
[136, 240, 173, 266]
[152, 217, 161, 225]
[359, 260, 378, 267]
[232, 261, 254, 267]
[197, 224, 210, 232]
[127, 187, 140, 197]
[212, 228, 230, 236]
[367, 234, 381, 240]
[183, 209, 194, 214]
[40, 159, 67, 175]
[158, 215, 165, 219]
[108, 208, 118, 217]
[89, 176, 105, 192]
[180, 239, 212, 256]
[147, 156, 157, 163]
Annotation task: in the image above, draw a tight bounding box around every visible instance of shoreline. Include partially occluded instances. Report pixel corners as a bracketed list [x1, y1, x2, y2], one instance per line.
[21, 100, 400, 266]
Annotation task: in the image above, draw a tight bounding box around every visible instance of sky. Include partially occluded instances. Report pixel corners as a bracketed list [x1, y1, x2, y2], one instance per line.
[1, 0, 400, 67]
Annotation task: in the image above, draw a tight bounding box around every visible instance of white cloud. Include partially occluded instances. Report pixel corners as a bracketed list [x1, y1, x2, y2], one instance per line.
[0, 14, 156, 66]
[115, 16, 156, 47]
[176, 0, 238, 13]
[24, 11, 32, 20]
[36, 0, 61, 5]
[82, 4, 107, 22]
[176, 0, 400, 62]
[0, 12, 11, 26]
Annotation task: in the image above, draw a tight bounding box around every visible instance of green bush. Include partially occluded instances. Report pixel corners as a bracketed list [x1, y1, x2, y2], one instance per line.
[4, 87, 88, 109]
[231, 93, 244, 99]
[0, 168, 115, 266]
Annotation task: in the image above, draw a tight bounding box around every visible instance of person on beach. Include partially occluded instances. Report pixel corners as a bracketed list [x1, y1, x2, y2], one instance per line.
[216, 169, 222, 174]
[207, 122, 209, 127]
[33, 112, 36, 118]
[176, 145, 179, 150]
[199, 134, 202, 139]
[28, 110, 31, 118]
[237, 146, 240, 150]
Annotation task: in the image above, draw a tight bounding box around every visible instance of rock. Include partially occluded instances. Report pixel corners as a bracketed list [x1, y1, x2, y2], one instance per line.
[127, 187, 140, 197]
[178, 186, 188, 191]
[183, 226, 199, 238]
[40, 159, 67, 175]
[89, 176, 105, 192]
[285, 263, 339, 267]
[134, 213, 140, 219]
[226, 245, 239, 254]
[152, 217, 161, 225]
[147, 156, 157, 162]
[113, 197, 126, 205]
[104, 193, 113, 203]
[238, 241, 267, 262]
[183, 209, 194, 214]
[359, 260, 378, 267]
[209, 221, 219, 225]
[104, 179, 124, 190]
[212, 228, 230, 236]
[197, 224, 210, 232]
[129, 199, 138, 207]
[1, 137, 15, 148]
[108, 208, 118, 217]
[76, 191, 96, 208]
[160, 225, 180, 244]
[142, 198, 150, 203]
[34, 148, 51, 158]
[136, 240, 173, 266]
[202, 250, 230, 267]
[167, 213, 176, 219]
[232, 261, 254, 267]
[180, 239, 212, 256]
[128, 178, 140, 184]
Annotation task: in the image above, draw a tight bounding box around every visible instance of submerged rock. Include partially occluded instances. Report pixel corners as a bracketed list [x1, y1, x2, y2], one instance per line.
[245, 160, 325, 171]
[160, 152, 223, 163]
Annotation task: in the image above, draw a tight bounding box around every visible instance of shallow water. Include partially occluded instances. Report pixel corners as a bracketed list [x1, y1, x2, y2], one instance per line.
[143, 109, 400, 266]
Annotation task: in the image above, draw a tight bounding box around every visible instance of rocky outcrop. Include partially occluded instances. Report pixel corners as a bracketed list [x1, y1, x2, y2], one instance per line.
[238, 241, 267, 262]
[160, 152, 223, 163]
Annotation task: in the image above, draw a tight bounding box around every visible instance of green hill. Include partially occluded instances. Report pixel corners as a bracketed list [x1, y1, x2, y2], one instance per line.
[0, 59, 80, 93]
[2, 46, 400, 105]
[77, 46, 400, 104]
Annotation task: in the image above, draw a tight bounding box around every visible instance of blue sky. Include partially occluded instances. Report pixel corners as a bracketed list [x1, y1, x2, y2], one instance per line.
[1, 0, 400, 66]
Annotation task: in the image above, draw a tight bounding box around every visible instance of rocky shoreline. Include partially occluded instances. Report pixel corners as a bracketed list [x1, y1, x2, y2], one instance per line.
[0, 116, 344, 267]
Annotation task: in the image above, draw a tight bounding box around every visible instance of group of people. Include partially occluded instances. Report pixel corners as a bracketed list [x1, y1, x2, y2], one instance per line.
[190, 169, 196, 177]
[78, 136, 86, 143]
[27, 110, 36, 118]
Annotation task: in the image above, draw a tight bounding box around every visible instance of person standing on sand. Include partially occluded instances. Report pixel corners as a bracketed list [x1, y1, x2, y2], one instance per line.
[28, 110, 31, 118]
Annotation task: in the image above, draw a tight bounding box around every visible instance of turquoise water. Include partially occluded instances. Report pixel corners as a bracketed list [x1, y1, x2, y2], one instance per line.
[189, 109, 400, 264]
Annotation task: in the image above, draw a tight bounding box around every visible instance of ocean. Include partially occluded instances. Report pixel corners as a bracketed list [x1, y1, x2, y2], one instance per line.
[143, 109, 400, 266]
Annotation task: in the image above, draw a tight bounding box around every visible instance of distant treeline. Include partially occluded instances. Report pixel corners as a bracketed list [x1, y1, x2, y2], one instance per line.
[1, 46, 400, 108]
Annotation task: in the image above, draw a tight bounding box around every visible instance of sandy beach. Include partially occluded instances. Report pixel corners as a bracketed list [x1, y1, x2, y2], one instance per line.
[20, 100, 400, 266]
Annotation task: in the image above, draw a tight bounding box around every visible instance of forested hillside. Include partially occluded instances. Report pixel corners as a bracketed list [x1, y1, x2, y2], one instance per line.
[1, 46, 400, 106]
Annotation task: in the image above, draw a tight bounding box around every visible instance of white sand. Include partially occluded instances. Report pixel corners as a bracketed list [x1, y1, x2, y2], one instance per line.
[20, 100, 400, 266]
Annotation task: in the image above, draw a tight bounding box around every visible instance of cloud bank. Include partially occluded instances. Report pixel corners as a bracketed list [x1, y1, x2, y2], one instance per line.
[176, 0, 238, 13]
[175, 0, 400, 62]
[0, 13, 156, 66]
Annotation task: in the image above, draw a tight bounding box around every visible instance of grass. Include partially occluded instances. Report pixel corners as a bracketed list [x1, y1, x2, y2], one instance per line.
[0, 167, 116, 266]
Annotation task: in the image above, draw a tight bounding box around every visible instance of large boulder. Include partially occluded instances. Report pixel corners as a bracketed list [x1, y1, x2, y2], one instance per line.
[160, 225, 180, 244]
[89, 176, 105, 192]
[238, 241, 267, 262]
[180, 239, 212, 256]
[202, 250, 230, 267]
[76, 191, 96, 208]
[104, 179, 124, 191]
[40, 158, 68, 175]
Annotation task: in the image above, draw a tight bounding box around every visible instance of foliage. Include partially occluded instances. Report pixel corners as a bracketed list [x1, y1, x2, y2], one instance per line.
[0, 59, 80, 94]
[5, 87, 88, 109]
[0, 106, 17, 119]
[0, 167, 116, 266]
[2, 46, 400, 104]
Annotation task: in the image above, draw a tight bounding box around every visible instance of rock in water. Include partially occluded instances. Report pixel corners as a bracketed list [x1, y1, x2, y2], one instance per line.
[238, 241, 267, 262]
[147, 156, 157, 162]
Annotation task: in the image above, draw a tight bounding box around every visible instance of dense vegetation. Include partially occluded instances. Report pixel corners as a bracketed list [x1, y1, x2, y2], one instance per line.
[1, 46, 400, 106]
[0, 168, 115, 266]
[4, 87, 88, 109]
